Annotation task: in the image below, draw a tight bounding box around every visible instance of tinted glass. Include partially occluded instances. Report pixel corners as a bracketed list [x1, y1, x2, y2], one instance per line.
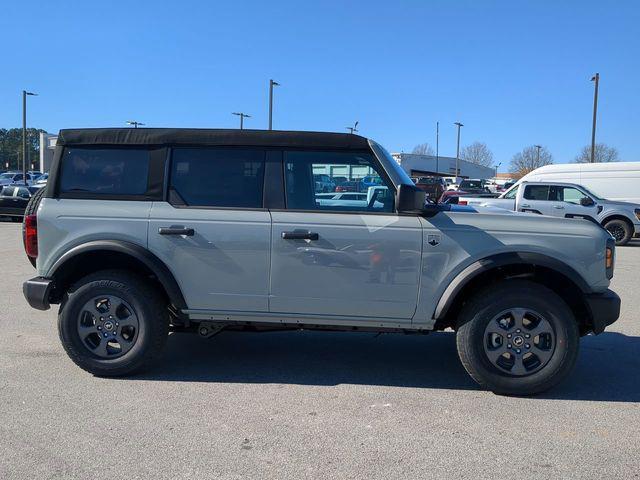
[16, 187, 31, 198]
[1, 186, 15, 196]
[503, 185, 519, 199]
[460, 180, 483, 189]
[170, 148, 265, 208]
[523, 185, 550, 201]
[60, 148, 150, 195]
[284, 151, 394, 212]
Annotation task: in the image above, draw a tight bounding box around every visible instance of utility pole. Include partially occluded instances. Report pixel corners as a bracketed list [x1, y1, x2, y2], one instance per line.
[22, 90, 37, 185]
[232, 112, 251, 130]
[534, 145, 542, 165]
[268, 79, 280, 130]
[436, 121, 440, 175]
[346, 121, 359, 134]
[126, 120, 145, 128]
[590, 73, 599, 163]
[454, 122, 464, 178]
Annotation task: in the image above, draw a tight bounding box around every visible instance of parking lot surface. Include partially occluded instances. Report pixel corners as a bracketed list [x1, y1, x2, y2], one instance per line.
[1, 221, 639, 480]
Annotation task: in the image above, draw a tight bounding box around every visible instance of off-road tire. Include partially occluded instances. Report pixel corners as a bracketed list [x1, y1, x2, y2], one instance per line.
[603, 218, 632, 246]
[456, 280, 579, 396]
[58, 269, 169, 376]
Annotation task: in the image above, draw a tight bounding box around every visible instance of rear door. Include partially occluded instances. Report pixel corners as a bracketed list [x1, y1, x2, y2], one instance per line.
[148, 147, 272, 313]
[269, 150, 422, 322]
[519, 184, 553, 215]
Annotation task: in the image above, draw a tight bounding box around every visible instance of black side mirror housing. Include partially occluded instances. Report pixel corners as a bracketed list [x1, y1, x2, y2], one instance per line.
[397, 184, 426, 212]
[580, 197, 595, 207]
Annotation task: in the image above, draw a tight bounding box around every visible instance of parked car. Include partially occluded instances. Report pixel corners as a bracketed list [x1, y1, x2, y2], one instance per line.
[334, 180, 363, 192]
[0, 185, 40, 221]
[22, 128, 620, 396]
[313, 173, 336, 193]
[457, 179, 493, 195]
[460, 181, 640, 245]
[0, 172, 34, 186]
[519, 161, 640, 203]
[414, 176, 447, 200]
[34, 173, 49, 185]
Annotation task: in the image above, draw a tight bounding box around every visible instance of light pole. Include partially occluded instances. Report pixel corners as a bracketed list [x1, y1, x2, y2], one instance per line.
[126, 120, 145, 128]
[346, 121, 359, 134]
[534, 145, 542, 165]
[454, 122, 464, 177]
[232, 112, 251, 130]
[436, 121, 440, 174]
[590, 73, 599, 163]
[495, 162, 502, 178]
[22, 90, 37, 185]
[268, 79, 280, 130]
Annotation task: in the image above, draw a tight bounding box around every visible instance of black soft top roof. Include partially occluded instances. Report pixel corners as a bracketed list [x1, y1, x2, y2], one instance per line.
[57, 128, 371, 150]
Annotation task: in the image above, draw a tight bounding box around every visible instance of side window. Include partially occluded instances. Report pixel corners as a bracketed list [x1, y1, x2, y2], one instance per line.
[17, 188, 30, 199]
[503, 185, 519, 199]
[284, 151, 395, 213]
[560, 187, 588, 205]
[2, 186, 15, 197]
[523, 185, 550, 201]
[60, 148, 150, 195]
[169, 148, 265, 208]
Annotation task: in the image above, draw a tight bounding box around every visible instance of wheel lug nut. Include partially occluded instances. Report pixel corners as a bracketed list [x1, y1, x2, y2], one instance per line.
[525, 334, 530, 338]
[507, 334, 512, 338]
[516, 329, 521, 333]
[115, 323, 119, 327]
[516, 349, 521, 354]
[507, 344, 512, 348]
[525, 344, 530, 349]
[103, 333, 108, 338]
[97, 326, 102, 330]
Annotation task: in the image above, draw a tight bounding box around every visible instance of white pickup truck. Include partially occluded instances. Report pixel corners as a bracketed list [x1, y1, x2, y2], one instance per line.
[459, 181, 640, 246]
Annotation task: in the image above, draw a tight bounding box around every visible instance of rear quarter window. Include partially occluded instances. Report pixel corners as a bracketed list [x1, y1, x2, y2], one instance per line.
[59, 148, 151, 196]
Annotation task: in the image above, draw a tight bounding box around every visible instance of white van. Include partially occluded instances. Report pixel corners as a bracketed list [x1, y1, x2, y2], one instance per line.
[519, 162, 640, 203]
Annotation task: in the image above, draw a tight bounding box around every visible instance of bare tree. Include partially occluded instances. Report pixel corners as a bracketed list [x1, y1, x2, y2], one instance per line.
[412, 143, 435, 156]
[510, 145, 553, 178]
[460, 141, 494, 167]
[574, 143, 619, 163]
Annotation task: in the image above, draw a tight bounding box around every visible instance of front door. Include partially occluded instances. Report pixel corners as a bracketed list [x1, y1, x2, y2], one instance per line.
[148, 147, 271, 312]
[269, 150, 423, 321]
[548, 185, 599, 221]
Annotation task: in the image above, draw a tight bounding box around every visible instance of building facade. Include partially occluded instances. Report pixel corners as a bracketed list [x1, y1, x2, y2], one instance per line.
[391, 153, 495, 179]
[39, 132, 58, 173]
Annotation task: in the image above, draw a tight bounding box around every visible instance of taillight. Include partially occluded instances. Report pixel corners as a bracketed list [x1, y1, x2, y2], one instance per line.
[24, 214, 38, 258]
[458, 199, 468, 205]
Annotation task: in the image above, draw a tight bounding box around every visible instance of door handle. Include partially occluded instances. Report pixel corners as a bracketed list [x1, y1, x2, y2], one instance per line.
[520, 204, 530, 208]
[553, 205, 565, 209]
[158, 226, 195, 236]
[281, 231, 319, 240]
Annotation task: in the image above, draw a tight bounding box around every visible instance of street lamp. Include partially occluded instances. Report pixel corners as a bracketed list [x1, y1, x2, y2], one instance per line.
[232, 112, 251, 130]
[126, 120, 145, 128]
[346, 121, 359, 134]
[436, 121, 440, 174]
[454, 122, 464, 177]
[534, 145, 542, 165]
[268, 79, 280, 130]
[495, 162, 502, 178]
[590, 73, 600, 163]
[22, 90, 37, 185]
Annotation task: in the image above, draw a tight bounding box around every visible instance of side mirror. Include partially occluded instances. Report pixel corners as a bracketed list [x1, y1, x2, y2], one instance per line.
[580, 197, 595, 207]
[397, 184, 426, 212]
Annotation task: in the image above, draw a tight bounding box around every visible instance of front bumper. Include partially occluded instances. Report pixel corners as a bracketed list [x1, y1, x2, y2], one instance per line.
[585, 289, 621, 334]
[23, 277, 53, 310]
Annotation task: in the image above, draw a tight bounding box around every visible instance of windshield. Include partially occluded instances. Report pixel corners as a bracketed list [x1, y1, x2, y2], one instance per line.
[579, 185, 603, 200]
[460, 180, 483, 189]
[0, 173, 14, 179]
[368, 140, 414, 187]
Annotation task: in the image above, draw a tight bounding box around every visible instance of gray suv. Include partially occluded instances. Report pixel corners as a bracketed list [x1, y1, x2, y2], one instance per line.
[22, 128, 620, 395]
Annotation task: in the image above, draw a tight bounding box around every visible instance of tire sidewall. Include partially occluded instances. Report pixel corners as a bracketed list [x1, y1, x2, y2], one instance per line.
[604, 219, 631, 245]
[458, 284, 579, 395]
[59, 276, 155, 374]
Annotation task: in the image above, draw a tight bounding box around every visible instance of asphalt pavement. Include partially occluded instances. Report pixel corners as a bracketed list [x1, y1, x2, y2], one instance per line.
[0, 222, 638, 479]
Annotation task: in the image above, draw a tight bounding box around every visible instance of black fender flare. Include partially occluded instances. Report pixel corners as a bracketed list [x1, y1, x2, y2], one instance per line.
[48, 240, 187, 310]
[433, 252, 591, 320]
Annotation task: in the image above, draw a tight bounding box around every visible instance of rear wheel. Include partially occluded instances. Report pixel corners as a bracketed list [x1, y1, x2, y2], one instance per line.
[603, 218, 632, 246]
[58, 269, 169, 376]
[456, 280, 579, 396]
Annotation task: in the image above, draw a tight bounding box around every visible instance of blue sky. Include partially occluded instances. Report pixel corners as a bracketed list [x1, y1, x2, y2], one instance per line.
[1, 0, 638, 170]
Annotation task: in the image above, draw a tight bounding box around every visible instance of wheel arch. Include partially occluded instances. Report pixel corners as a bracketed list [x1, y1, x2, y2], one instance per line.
[433, 252, 594, 334]
[600, 214, 634, 229]
[47, 240, 187, 312]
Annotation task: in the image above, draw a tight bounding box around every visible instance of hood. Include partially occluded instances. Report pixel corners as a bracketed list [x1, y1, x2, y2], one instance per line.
[449, 204, 516, 215]
[599, 199, 640, 209]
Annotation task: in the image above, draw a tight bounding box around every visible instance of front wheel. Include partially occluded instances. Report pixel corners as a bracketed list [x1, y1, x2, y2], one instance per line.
[456, 280, 579, 396]
[603, 219, 632, 246]
[58, 269, 169, 376]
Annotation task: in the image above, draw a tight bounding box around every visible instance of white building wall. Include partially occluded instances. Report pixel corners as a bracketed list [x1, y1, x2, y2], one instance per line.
[391, 153, 495, 179]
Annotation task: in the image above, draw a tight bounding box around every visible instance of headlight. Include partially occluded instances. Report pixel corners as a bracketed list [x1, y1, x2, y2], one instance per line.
[635, 209, 640, 221]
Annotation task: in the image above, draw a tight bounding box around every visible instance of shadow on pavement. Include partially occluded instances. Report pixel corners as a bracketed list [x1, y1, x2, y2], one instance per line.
[132, 329, 640, 402]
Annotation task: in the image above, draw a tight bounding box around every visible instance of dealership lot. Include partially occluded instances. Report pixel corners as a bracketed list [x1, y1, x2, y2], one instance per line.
[1, 221, 639, 479]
